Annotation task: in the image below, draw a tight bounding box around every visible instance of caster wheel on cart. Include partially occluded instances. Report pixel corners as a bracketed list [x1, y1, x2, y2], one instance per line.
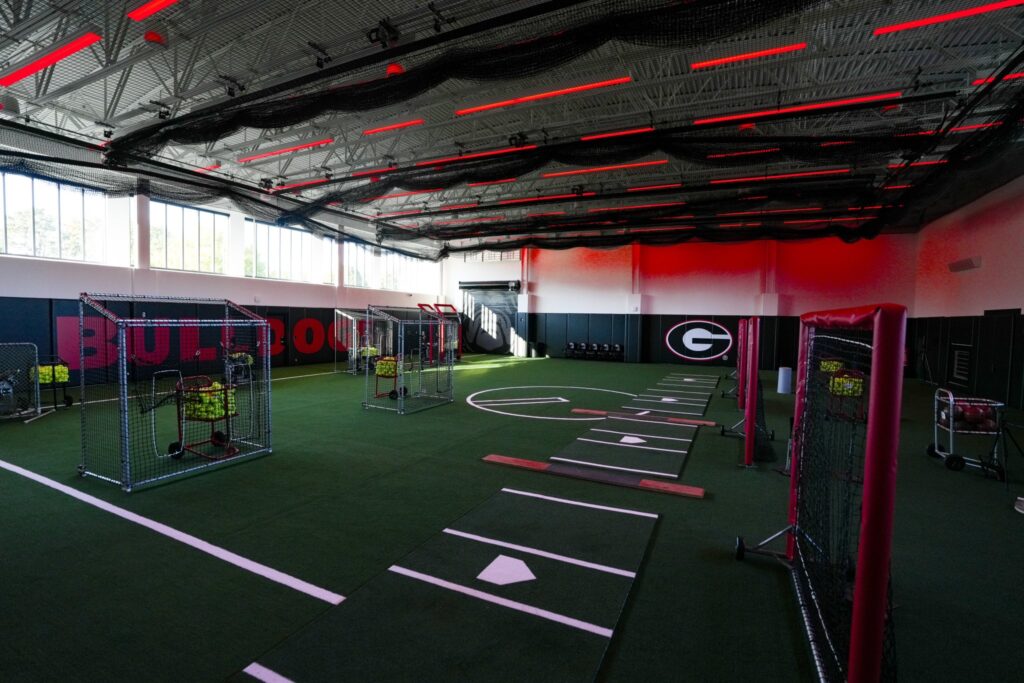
[402, 386, 409, 397]
[211, 431, 228, 448]
[64, 396, 74, 407]
[720, 426, 727, 436]
[388, 389, 399, 400]
[984, 463, 1006, 482]
[945, 455, 966, 471]
[168, 442, 183, 459]
[735, 537, 746, 561]
[926, 443, 938, 458]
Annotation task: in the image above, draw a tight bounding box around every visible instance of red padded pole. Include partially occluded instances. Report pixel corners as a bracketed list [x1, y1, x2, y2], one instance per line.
[847, 305, 906, 683]
[743, 317, 759, 467]
[736, 318, 748, 410]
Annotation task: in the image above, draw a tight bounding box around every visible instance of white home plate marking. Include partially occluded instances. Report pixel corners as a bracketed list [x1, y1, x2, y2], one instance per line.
[478, 555, 537, 586]
[619, 436, 647, 444]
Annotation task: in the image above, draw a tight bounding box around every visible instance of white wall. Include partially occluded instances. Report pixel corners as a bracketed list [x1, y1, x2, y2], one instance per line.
[914, 173, 1024, 317]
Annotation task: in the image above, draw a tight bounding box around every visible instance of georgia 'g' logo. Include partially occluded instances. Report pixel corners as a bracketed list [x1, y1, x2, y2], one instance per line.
[665, 320, 733, 361]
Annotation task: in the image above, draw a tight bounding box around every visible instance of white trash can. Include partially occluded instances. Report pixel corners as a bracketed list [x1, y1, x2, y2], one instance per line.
[777, 366, 793, 394]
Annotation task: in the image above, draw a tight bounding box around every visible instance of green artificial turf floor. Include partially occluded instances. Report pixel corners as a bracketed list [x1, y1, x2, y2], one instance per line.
[1, 355, 1022, 682]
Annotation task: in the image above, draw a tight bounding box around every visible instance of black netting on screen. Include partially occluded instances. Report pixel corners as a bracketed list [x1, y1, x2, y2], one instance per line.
[78, 295, 272, 492]
[793, 329, 895, 682]
[753, 373, 773, 461]
[106, 0, 828, 162]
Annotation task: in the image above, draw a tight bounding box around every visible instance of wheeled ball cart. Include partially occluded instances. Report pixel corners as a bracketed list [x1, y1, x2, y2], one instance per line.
[170, 375, 240, 460]
[927, 388, 1005, 481]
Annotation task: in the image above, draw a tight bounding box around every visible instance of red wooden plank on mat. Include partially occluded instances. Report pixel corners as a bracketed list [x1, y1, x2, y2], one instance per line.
[638, 479, 706, 499]
[483, 454, 551, 471]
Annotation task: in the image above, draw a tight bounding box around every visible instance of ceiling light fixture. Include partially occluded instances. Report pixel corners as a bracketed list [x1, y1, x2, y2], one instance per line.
[873, 0, 1024, 35]
[270, 178, 330, 193]
[694, 92, 903, 126]
[467, 178, 518, 187]
[542, 159, 668, 178]
[627, 183, 683, 192]
[238, 138, 334, 163]
[691, 42, 807, 70]
[579, 126, 655, 141]
[416, 145, 537, 167]
[709, 168, 851, 184]
[455, 76, 632, 116]
[363, 119, 425, 135]
[587, 201, 687, 213]
[706, 148, 780, 159]
[127, 0, 180, 21]
[0, 30, 102, 87]
[498, 191, 597, 205]
[971, 71, 1024, 85]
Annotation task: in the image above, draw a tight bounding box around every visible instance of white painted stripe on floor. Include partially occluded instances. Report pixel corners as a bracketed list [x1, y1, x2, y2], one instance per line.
[500, 487, 658, 519]
[550, 457, 675, 478]
[0, 459, 344, 606]
[667, 374, 717, 380]
[272, 371, 338, 382]
[590, 428, 692, 443]
[576, 437, 687, 454]
[656, 382, 712, 390]
[622, 405, 702, 416]
[389, 565, 614, 638]
[474, 397, 569, 406]
[634, 395, 708, 405]
[658, 380, 716, 387]
[609, 416, 696, 429]
[243, 663, 296, 683]
[443, 529, 635, 578]
[647, 388, 710, 396]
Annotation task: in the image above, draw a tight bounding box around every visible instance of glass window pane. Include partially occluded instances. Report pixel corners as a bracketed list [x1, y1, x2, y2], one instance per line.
[106, 196, 132, 266]
[33, 179, 59, 258]
[5, 175, 32, 256]
[182, 208, 199, 271]
[279, 229, 292, 280]
[83, 190, 105, 263]
[166, 204, 183, 269]
[198, 211, 214, 272]
[268, 226, 280, 279]
[59, 186, 84, 260]
[214, 214, 228, 274]
[0, 176, 5, 254]
[256, 222, 268, 277]
[244, 220, 255, 277]
[150, 201, 166, 268]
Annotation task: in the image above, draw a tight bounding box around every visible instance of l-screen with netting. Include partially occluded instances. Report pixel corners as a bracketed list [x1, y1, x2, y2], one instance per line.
[786, 305, 905, 683]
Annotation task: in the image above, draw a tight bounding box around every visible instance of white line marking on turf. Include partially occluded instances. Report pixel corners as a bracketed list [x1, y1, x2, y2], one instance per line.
[474, 397, 569, 407]
[647, 388, 711, 396]
[389, 565, 614, 638]
[272, 371, 338, 382]
[623, 405, 702, 416]
[591, 429, 692, 443]
[609, 416, 696, 429]
[443, 529, 635, 578]
[550, 457, 675, 478]
[635, 397, 707, 407]
[0, 459, 344, 606]
[577, 437, 687, 454]
[467, 386, 636, 421]
[501, 488, 658, 519]
[243, 663, 296, 683]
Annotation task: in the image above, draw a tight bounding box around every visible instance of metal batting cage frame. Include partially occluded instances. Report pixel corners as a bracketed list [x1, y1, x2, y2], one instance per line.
[78, 293, 272, 492]
[0, 343, 41, 421]
[736, 304, 906, 683]
[362, 305, 456, 415]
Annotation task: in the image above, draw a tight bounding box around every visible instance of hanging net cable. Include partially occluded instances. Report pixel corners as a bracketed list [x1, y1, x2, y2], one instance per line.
[104, 0, 833, 163]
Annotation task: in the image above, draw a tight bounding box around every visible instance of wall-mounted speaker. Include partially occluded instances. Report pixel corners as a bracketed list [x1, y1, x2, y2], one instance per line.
[948, 257, 982, 273]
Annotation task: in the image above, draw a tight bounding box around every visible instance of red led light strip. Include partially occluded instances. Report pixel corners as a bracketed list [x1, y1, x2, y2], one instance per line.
[717, 207, 821, 217]
[784, 216, 876, 225]
[706, 147, 780, 159]
[627, 183, 683, 192]
[455, 76, 631, 116]
[887, 160, 947, 168]
[691, 42, 807, 70]
[127, 0, 180, 21]
[710, 168, 851, 185]
[884, 185, 912, 190]
[0, 32, 103, 87]
[378, 210, 421, 217]
[196, 163, 221, 173]
[896, 122, 1002, 136]
[719, 222, 762, 228]
[363, 119, 425, 135]
[498, 192, 596, 205]
[820, 140, 855, 147]
[694, 92, 903, 126]
[972, 72, 1024, 85]
[873, 1, 1024, 35]
[579, 127, 654, 141]
[416, 145, 537, 167]
[435, 216, 506, 225]
[542, 159, 668, 178]
[528, 211, 566, 217]
[238, 138, 334, 163]
[587, 201, 687, 213]
[365, 188, 443, 201]
[351, 167, 396, 178]
[467, 178, 517, 187]
[271, 178, 329, 193]
[439, 203, 479, 210]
